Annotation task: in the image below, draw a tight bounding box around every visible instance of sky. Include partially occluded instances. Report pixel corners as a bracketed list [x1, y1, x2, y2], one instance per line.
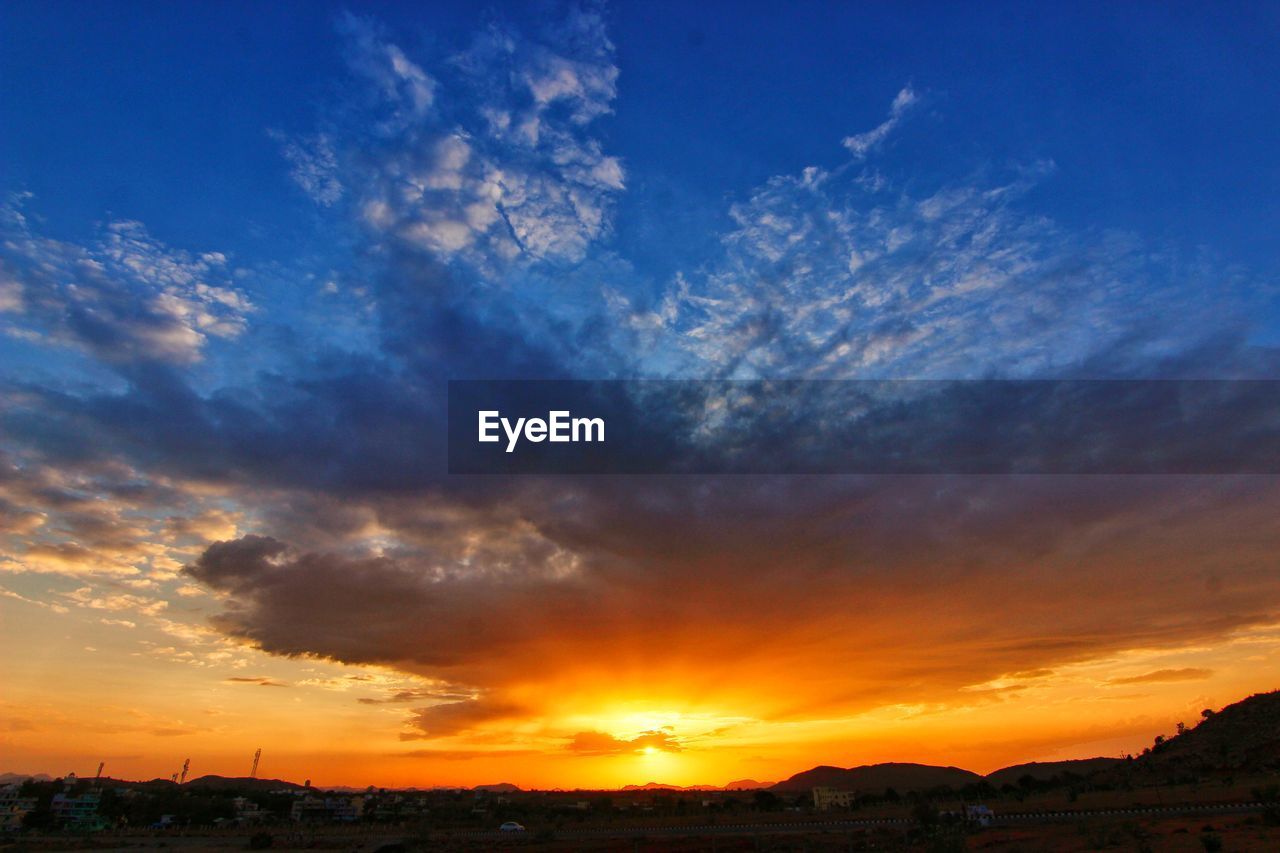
[1, 1, 1279, 789]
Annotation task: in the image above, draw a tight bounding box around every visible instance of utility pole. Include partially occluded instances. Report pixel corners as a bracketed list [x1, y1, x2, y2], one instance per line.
[250, 748, 262, 779]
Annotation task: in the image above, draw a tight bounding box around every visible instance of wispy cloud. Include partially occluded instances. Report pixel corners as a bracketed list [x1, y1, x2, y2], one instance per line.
[273, 132, 343, 206]
[337, 12, 437, 134]
[1108, 668, 1214, 685]
[843, 85, 918, 159]
[620, 152, 1260, 380]
[225, 676, 290, 688]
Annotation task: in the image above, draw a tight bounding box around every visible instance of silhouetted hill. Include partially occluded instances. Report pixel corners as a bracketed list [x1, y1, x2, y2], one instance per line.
[769, 765, 845, 791]
[474, 782, 522, 792]
[617, 780, 774, 791]
[722, 779, 775, 790]
[620, 782, 722, 791]
[0, 773, 52, 785]
[986, 758, 1122, 787]
[772, 762, 982, 793]
[1123, 689, 1280, 778]
[185, 775, 307, 792]
[142, 778, 179, 788]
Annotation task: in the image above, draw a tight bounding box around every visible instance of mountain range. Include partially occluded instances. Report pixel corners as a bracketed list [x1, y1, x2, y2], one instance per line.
[5, 690, 1275, 795]
[769, 689, 1278, 794]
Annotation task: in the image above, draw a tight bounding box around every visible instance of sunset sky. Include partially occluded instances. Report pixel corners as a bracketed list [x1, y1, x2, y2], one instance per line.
[2, 2, 1280, 790]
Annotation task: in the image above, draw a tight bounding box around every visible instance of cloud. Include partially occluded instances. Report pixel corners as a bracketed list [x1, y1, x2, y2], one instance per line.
[62, 585, 167, 615]
[0, 266, 22, 312]
[184, 531, 593, 673]
[0, 585, 70, 614]
[842, 85, 917, 159]
[225, 676, 289, 687]
[163, 509, 242, 544]
[277, 5, 623, 267]
[274, 132, 343, 206]
[10, 543, 140, 577]
[1108, 668, 1214, 685]
[619, 156, 1266, 381]
[337, 12, 437, 134]
[397, 748, 541, 761]
[402, 696, 527, 739]
[567, 730, 682, 756]
[358, 689, 473, 705]
[0, 201, 252, 364]
[173, 471, 1280, 737]
[0, 448, 239, 581]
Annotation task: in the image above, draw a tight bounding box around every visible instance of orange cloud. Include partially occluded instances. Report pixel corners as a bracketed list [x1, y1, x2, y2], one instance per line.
[1108, 668, 1213, 685]
[568, 730, 683, 756]
[225, 676, 289, 688]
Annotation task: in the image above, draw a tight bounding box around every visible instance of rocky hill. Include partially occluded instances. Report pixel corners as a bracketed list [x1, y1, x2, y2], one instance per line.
[184, 775, 307, 792]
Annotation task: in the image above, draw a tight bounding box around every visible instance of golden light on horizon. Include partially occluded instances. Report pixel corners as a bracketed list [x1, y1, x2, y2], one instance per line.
[2, 608, 1280, 788]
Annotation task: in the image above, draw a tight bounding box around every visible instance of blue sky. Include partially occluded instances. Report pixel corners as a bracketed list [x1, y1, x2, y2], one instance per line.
[3, 1, 1280, 786]
[4, 2, 1279, 268]
[3, 1, 1278, 379]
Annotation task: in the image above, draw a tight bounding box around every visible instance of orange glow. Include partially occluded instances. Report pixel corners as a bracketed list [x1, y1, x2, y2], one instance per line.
[4, 577, 1279, 789]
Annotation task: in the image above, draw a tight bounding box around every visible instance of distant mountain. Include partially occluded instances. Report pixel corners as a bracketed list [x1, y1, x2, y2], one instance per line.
[722, 779, 775, 790]
[986, 758, 1122, 787]
[0, 772, 52, 785]
[620, 782, 724, 792]
[767, 691, 1280, 795]
[772, 763, 983, 793]
[473, 782, 522, 793]
[621, 782, 679, 791]
[184, 775, 307, 792]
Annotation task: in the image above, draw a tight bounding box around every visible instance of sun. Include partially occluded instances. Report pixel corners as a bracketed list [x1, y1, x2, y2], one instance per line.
[642, 745, 658, 756]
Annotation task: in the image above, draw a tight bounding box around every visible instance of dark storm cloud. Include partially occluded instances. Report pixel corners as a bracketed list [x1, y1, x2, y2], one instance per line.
[185, 528, 604, 671]
[178, 472, 1280, 731]
[401, 697, 529, 739]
